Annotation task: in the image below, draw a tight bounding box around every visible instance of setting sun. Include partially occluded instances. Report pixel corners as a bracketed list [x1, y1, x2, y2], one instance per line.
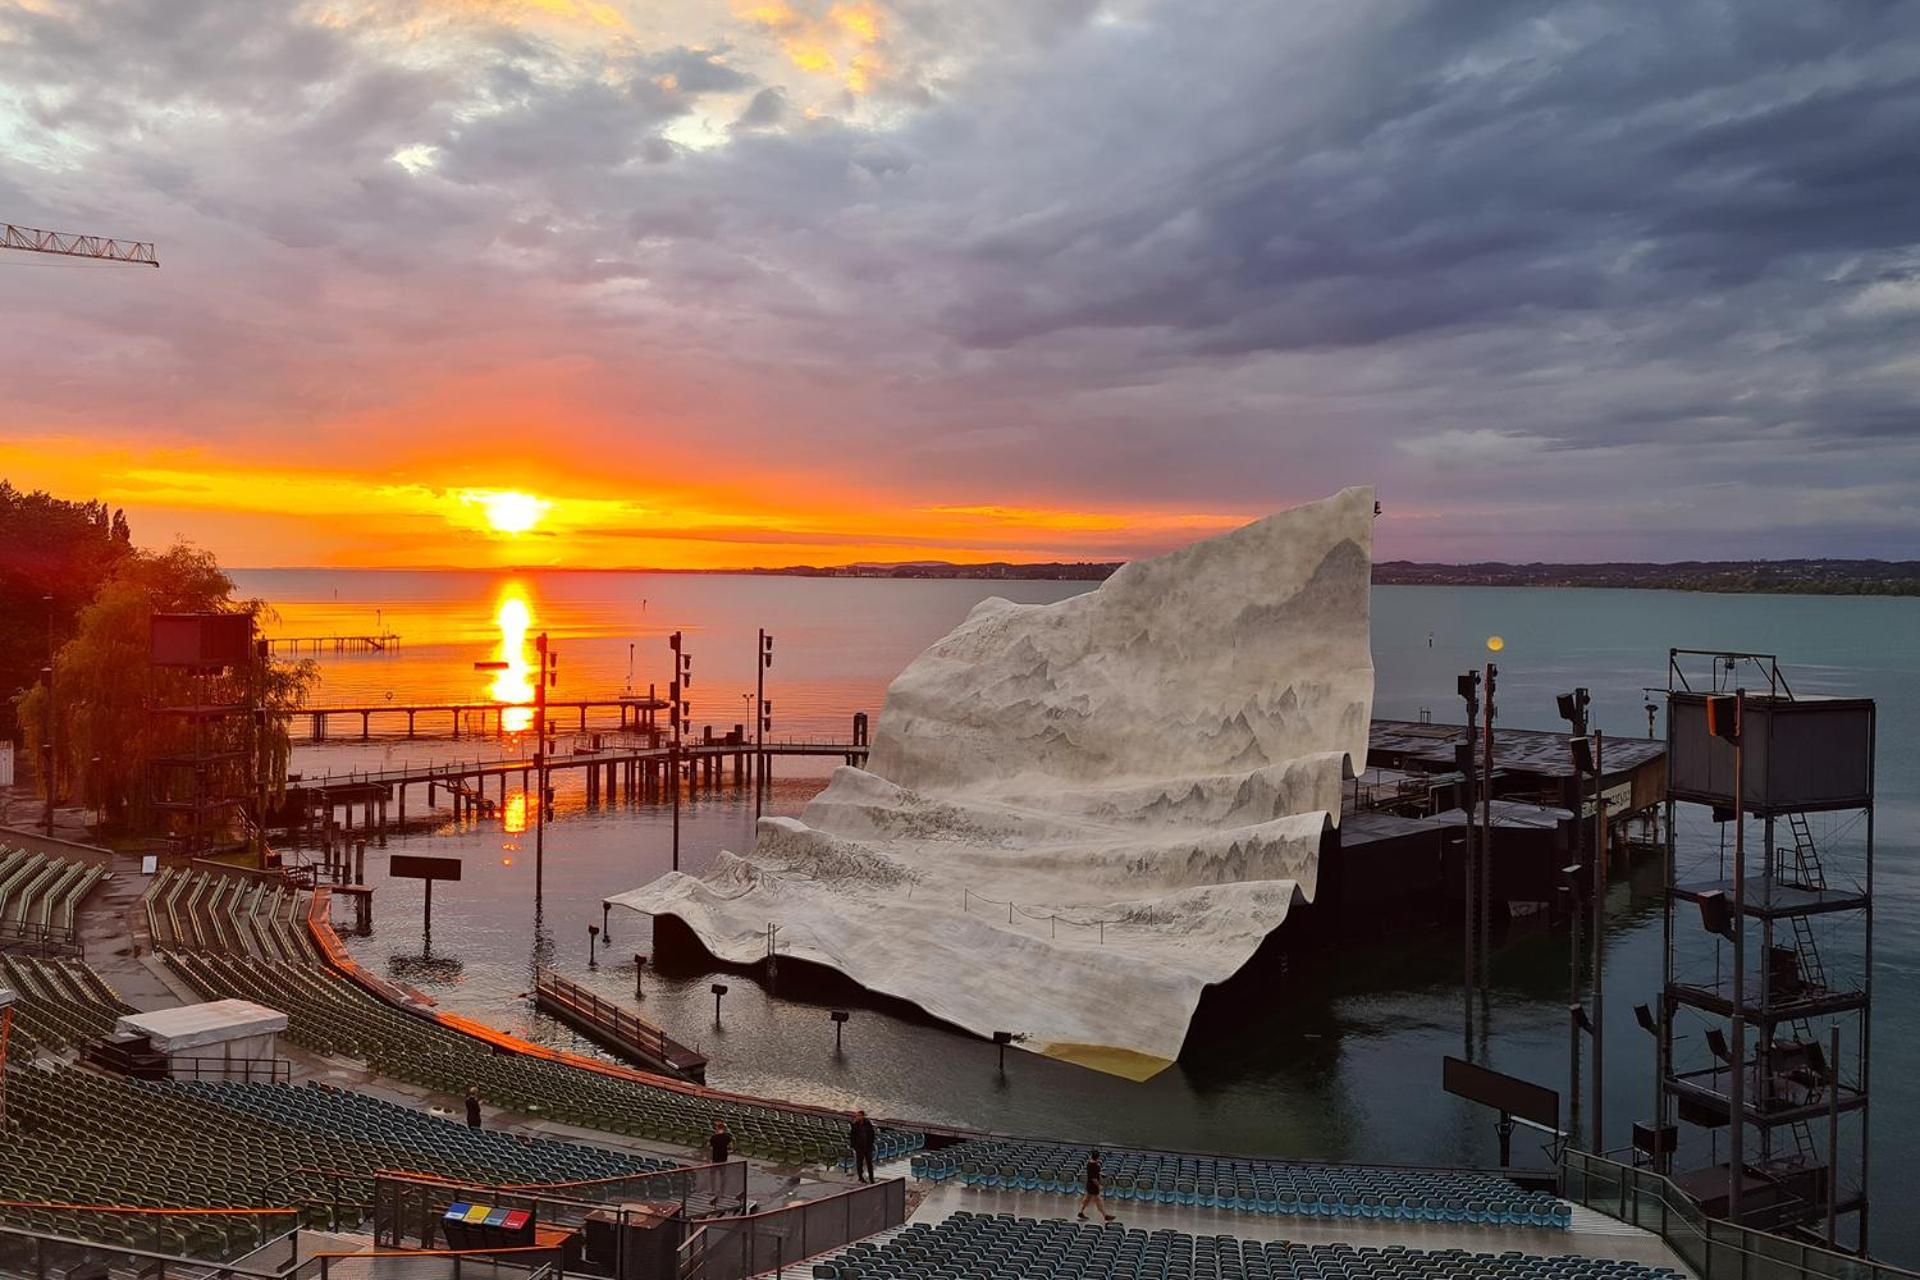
[469, 489, 548, 534]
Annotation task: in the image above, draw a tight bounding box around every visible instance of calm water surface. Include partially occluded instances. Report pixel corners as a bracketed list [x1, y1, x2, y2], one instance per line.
[234, 569, 1920, 1262]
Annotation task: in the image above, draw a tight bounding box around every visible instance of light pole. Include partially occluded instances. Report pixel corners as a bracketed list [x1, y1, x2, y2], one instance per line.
[1560, 688, 1603, 1152]
[42, 593, 55, 837]
[756, 631, 773, 821]
[1561, 862, 1585, 1149]
[1456, 671, 1480, 1058]
[476, 632, 555, 890]
[669, 632, 692, 871]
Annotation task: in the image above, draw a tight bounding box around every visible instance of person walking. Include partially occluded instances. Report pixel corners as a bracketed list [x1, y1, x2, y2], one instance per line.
[465, 1086, 482, 1130]
[709, 1120, 733, 1164]
[1077, 1151, 1115, 1223]
[849, 1108, 877, 1183]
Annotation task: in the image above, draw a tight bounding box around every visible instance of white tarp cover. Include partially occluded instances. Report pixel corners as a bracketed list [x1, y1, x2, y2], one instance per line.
[612, 487, 1375, 1078]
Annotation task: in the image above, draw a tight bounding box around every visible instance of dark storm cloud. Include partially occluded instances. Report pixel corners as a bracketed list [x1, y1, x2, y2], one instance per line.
[3, 0, 1920, 558]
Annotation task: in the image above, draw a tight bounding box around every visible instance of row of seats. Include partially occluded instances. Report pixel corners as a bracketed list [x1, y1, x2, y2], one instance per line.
[163, 950, 920, 1167]
[0, 1061, 668, 1258]
[0, 953, 132, 1054]
[911, 1144, 1569, 1230]
[144, 866, 316, 961]
[172, 1079, 663, 1184]
[814, 1213, 1680, 1280]
[0, 846, 107, 936]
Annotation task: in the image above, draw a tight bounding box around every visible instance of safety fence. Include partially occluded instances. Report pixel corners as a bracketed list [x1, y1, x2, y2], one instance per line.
[371, 1163, 749, 1250]
[1562, 1151, 1918, 1280]
[0, 1218, 298, 1278]
[679, 1178, 906, 1280]
[296, 1245, 564, 1280]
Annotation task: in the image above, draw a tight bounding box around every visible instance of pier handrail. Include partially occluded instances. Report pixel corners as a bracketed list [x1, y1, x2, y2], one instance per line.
[288, 738, 870, 790]
[535, 968, 675, 1062]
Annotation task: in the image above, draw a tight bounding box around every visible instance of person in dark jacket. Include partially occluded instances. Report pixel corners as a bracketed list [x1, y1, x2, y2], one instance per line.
[465, 1086, 482, 1130]
[1077, 1151, 1115, 1222]
[849, 1109, 877, 1183]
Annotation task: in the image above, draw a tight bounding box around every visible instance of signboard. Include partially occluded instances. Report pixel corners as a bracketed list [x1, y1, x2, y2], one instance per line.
[151, 613, 253, 669]
[391, 855, 462, 882]
[1442, 1055, 1558, 1129]
[1579, 781, 1634, 819]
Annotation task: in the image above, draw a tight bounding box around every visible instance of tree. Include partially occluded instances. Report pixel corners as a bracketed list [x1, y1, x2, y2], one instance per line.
[15, 545, 316, 839]
[0, 482, 134, 738]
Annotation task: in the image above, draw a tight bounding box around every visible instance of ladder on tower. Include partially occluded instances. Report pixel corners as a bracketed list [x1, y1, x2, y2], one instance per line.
[1783, 811, 1829, 891]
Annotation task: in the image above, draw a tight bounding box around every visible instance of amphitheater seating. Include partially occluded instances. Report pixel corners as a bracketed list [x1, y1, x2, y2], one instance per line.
[0, 846, 108, 938]
[163, 951, 921, 1167]
[814, 1213, 1679, 1280]
[174, 1079, 661, 1183]
[144, 866, 316, 960]
[0, 953, 133, 1054]
[910, 1143, 1570, 1230]
[0, 1064, 671, 1256]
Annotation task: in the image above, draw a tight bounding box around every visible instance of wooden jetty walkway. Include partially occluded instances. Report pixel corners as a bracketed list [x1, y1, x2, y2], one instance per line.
[534, 969, 708, 1083]
[267, 632, 400, 655]
[289, 694, 669, 741]
[276, 730, 872, 837]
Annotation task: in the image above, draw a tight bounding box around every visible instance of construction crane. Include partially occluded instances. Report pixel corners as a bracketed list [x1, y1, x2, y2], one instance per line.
[2, 221, 158, 267]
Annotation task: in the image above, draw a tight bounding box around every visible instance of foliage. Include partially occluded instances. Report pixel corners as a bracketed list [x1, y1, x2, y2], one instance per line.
[15, 544, 316, 837]
[0, 481, 133, 737]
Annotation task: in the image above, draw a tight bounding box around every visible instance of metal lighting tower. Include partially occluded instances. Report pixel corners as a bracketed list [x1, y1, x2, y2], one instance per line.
[669, 632, 692, 871]
[755, 630, 773, 821]
[1660, 650, 1874, 1247]
[536, 633, 554, 885]
[1456, 670, 1481, 1057]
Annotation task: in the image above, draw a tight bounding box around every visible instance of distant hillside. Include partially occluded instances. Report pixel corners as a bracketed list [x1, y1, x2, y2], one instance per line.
[1372, 559, 1920, 596]
[729, 557, 1920, 594]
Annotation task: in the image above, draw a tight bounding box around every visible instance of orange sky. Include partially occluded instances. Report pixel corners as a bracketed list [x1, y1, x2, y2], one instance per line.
[0, 433, 1250, 568]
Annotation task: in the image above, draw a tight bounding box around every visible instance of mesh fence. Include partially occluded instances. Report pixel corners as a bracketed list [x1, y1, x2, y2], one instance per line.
[681, 1179, 906, 1280]
[0, 1220, 297, 1280]
[373, 1162, 749, 1251]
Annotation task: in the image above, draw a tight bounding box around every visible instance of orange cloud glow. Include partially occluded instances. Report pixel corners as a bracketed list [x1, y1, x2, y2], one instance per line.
[0, 434, 1255, 569]
[734, 0, 888, 93]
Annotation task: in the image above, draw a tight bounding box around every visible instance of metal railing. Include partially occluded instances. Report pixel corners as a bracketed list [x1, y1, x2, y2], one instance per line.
[0, 918, 80, 959]
[167, 1056, 292, 1084]
[536, 970, 674, 1063]
[1562, 1151, 1917, 1280]
[0, 1214, 299, 1275]
[369, 1162, 751, 1251]
[679, 1178, 906, 1280]
[297, 1246, 564, 1280]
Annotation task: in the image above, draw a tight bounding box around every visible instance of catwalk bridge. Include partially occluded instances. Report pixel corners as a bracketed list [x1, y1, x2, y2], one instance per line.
[276, 726, 872, 836]
[286, 694, 669, 740]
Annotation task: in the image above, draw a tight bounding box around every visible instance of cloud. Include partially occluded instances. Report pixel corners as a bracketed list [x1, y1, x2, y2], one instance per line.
[3, 0, 1920, 564]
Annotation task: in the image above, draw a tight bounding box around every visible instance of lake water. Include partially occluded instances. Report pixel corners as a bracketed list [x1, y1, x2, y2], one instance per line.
[233, 568, 1920, 1262]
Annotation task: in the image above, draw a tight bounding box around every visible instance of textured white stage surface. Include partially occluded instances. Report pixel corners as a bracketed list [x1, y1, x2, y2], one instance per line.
[611, 487, 1375, 1078]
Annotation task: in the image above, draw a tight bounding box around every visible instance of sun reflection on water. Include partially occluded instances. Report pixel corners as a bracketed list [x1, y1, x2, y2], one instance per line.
[503, 791, 527, 834]
[491, 586, 535, 733]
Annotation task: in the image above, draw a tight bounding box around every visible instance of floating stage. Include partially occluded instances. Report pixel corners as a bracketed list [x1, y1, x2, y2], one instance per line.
[611, 489, 1671, 1079]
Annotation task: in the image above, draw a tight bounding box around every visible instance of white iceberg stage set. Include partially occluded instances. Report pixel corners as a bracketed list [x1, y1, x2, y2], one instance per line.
[610, 487, 1375, 1080]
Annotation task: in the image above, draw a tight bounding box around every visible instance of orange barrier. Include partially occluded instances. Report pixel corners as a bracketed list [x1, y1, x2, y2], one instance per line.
[0, 1199, 296, 1217]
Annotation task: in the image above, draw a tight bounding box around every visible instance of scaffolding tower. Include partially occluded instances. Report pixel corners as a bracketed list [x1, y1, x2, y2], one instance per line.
[147, 613, 267, 858]
[1656, 650, 1874, 1250]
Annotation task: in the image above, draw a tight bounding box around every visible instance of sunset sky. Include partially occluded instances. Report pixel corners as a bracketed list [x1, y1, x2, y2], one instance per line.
[3, 1, 1918, 568]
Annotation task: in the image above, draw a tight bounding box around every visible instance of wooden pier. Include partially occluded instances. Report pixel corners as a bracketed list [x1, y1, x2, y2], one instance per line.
[291, 694, 669, 741]
[267, 633, 400, 655]
[533, 969, 708, 1083]
[276, 732, 872, 839]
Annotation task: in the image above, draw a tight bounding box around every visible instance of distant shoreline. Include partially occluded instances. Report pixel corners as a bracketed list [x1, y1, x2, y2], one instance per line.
[231, 558, 1920, 595]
